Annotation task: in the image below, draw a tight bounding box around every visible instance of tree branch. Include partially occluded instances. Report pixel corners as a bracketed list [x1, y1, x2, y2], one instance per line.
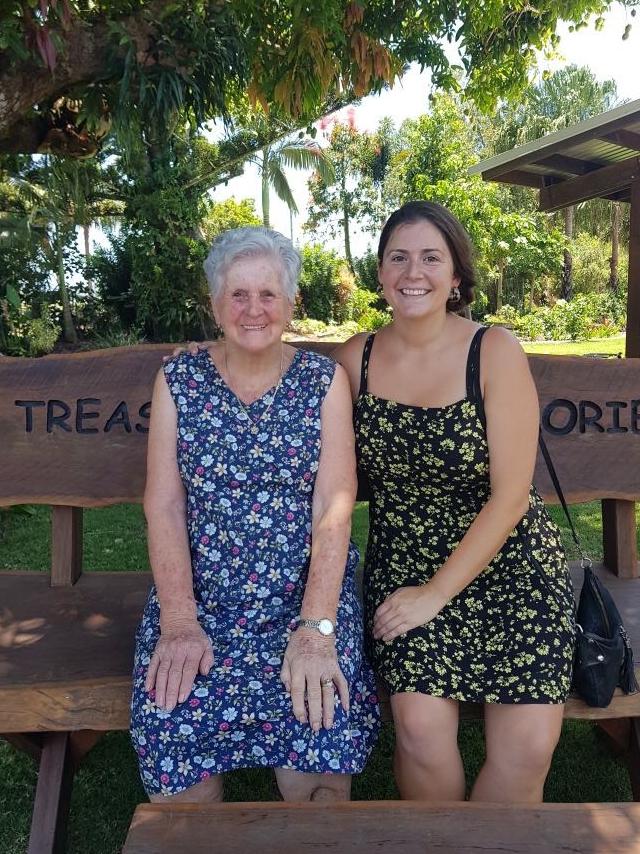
[0, 2, 173, 153]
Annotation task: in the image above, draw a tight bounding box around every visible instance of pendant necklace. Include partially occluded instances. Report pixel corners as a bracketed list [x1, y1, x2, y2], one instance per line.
[223, 343, 285, 436]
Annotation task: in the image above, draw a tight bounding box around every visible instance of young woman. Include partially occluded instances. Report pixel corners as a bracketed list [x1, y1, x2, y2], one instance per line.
[335, 201, 575, 803]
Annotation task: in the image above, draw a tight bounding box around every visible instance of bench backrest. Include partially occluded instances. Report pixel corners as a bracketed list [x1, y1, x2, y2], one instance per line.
[2, 344, 640, 508]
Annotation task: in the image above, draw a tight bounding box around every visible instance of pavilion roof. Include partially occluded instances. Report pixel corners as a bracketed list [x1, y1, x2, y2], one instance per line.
[469, 98, 640, 212]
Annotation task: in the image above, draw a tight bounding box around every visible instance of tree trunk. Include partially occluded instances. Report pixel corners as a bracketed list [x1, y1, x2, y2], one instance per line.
[561, 205, 574, 301]
[496, 257, 505, 312]
[55, 225, 78, 344]
[529, 275, 536, 311]
[610, 201, 621, 294]
[342, 205, 354, 274]
[261, 149, 270, 227]
[340, 159, 354, 273]
[82, 224, 91, 259]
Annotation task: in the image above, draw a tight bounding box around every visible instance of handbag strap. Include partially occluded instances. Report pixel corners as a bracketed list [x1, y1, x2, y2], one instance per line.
[538, 430, 592, 567]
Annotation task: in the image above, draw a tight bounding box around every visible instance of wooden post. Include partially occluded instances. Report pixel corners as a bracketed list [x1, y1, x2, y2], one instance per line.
[627, 179, 640, 357]
[27, 732, 73, 854]
[602, 500, 638, 578]
[601, 179, 640, 578]
[51, 505, 83, 587]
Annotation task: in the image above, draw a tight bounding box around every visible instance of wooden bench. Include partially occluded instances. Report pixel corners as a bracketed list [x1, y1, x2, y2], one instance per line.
[2, 343, 640, 853]
[122, 801, 640, 853]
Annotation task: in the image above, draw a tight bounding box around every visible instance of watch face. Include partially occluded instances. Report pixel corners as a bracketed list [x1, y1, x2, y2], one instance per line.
[317, 619, 334, 636]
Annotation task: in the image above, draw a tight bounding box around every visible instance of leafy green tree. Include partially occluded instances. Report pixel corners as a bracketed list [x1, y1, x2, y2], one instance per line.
[201, 198, 261, 244]
[2, 154, 121, 342]
[495, 65, 619, 300]
[305, 123, 378, 271]
[392, 94, 565, 313]
[1, 1, 625, 157]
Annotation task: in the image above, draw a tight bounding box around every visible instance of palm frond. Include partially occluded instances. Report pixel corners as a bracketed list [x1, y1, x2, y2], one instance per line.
[276, 142, 335, 183]
[268, 162, 298, 214]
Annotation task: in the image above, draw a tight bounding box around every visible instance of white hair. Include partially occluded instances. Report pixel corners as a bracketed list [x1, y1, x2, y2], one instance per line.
[203, 227, 301, 302]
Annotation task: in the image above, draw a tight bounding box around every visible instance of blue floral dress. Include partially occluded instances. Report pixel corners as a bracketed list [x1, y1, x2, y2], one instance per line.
[131, 348, 380, 796]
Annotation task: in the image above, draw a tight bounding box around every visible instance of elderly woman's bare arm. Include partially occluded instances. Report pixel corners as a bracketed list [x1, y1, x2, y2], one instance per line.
[143, 369, 214, 710]
[280, 364, 357, 731]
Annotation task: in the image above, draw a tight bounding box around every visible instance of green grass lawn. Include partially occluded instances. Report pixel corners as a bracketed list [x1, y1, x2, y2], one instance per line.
[1, 499, 637, 853]
[521, 335, 625, 357]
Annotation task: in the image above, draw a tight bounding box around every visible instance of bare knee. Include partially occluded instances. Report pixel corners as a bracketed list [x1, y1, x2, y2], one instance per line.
[393, 695, 458, 761]
[488, 728, 560, 779]
[275, 769, 351, 802]
[310, 781, 351, 802]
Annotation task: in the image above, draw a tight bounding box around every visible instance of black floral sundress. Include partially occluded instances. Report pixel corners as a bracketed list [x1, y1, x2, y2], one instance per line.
[354, 327, 576, 704]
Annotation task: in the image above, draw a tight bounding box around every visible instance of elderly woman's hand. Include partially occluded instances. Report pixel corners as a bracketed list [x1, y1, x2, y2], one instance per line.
[280, 628, 349, 731]
[145, 617, 214, 711]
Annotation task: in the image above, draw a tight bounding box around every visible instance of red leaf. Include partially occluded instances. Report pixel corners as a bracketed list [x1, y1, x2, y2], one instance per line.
[35, 27, 57, 71]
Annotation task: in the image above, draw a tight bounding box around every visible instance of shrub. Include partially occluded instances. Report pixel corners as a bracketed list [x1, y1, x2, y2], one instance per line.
[348, 287, 391, 331]
[297, 245, 354, 324]
[288, 317, 328, 336]
[470, 287, 488, 321]
[487, 293, 626, 341]
[353, 251, 379, 293]
[4, 304, 61, 356]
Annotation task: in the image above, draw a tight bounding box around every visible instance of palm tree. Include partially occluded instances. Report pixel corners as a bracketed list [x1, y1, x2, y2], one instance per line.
[252, 138, 334, 229]
[9, 157, 121, 342]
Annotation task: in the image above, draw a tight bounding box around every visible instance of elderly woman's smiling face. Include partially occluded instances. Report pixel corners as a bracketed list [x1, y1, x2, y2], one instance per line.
[213, 253, 293, 352]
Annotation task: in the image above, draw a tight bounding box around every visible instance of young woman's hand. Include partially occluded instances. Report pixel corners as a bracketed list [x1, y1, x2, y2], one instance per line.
[163, 341, 212, 361]
[373, 584, 448, 642]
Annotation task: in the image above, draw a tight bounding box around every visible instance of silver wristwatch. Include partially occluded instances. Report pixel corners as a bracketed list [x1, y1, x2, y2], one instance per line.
[297, 617, 335, 637]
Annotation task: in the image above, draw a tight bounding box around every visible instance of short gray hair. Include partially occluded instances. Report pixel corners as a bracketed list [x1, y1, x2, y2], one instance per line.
[203, 227, 301, 302]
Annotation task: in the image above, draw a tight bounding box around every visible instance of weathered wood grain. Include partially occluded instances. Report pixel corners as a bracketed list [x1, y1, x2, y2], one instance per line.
[1, 564, 640, 732]
[122, 801, 640, 854]
[2, 346, 640, 506]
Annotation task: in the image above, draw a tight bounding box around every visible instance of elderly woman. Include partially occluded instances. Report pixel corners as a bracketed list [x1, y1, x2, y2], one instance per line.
[130, 227, 380, 803]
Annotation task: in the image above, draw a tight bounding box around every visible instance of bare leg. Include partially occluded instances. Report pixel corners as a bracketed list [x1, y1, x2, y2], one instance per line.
[275, 768, 351, 802]
[391, 692, 465, 800]
[471, 703, 564, 803]
[149, 774, 223, 803]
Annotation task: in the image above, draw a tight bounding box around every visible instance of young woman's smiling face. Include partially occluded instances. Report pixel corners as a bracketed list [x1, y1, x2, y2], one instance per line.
[378, 220, 460, 319]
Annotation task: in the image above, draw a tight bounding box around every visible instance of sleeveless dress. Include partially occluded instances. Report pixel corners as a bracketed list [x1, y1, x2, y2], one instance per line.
[131, 349, 380, 796]
[354, 328, 576, 704]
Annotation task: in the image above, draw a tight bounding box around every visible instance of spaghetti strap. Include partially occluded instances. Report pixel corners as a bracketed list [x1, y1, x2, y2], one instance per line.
[465, 327, 488, 429]
[358, 334, 376, 398]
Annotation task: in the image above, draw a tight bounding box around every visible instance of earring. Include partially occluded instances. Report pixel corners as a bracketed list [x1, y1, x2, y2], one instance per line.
[449, 285, 460, 302]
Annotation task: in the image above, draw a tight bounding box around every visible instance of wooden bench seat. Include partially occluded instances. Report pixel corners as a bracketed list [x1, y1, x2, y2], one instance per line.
[0, 571, 151, 732]
[122, 800, 640, 853]
[2, 563, 639, 733]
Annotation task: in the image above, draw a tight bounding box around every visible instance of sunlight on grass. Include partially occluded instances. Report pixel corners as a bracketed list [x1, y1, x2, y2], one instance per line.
[522, 335, 625, 357]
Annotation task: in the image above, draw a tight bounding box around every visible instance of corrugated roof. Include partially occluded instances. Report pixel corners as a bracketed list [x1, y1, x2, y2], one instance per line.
[469, 98, 640, 209]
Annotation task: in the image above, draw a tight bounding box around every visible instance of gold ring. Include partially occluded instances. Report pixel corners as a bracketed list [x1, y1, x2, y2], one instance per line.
[321, 679, 334, 688]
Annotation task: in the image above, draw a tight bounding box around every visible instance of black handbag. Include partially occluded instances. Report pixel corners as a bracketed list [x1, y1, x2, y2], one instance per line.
[539, 433, 638, 708]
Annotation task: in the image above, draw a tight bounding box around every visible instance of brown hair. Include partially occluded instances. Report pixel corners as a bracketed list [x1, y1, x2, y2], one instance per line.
[378, 201, 477, 310]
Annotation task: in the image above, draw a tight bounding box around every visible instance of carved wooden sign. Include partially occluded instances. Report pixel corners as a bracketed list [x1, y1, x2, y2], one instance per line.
[1, 345, 639, 506]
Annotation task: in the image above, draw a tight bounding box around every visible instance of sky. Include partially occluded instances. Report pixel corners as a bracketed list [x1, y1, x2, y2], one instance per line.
[209, 4, 640, 258]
